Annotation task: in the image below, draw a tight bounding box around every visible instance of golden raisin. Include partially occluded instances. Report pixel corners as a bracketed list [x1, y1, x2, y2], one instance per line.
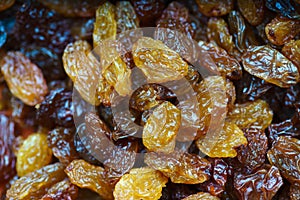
[195, 0, 233, 17]
[282, 40, 300, 70]
[143, 101, 181, 153]
[183, 192, 220, 200]
[196, 121, 247, 158]
[113, 167, 168, 200]
[16, 132, 52, 177]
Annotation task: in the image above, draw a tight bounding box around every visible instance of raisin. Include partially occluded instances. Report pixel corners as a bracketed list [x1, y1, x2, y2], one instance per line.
[265, 16, 300, 46]
[11, 97, 36, 129]
[65, 159, 113, 200]
[131, 0, 165, 27]
[37, 88, 74, 129]
[195, 0, 233, 17]
[40, 179, 78, 200]
[38, 0, 103, 17]
[156, 18, 195, 39]
[145, 151, 211, 184]
[160, 182, 198, 200]
[0, 0, 15, 12]
[234, 166, 283, 200]
[196, 121, 247, 158]
[242, 45, 299, 88]
[290, 183, 300, 200]
[267, 136, 300, 183]
[266, 0, 300, 19]
[282, 40, 300, 70]
[16, 132, 52, 177]
[132, 37, 189, 83]
[0, 51, 48, 106]
[237, 0, 264, 26]
[207, 17, 240, 60]
[236, 128, 268, 171]
[6, 163, 66, 200]
[0, 114, 16, 184]
[143, 101, 181, 153]
[85, 112, 136, 174]
[93, 2, 116, 47]
[183, 192, 220, 200]
[159, 1, 189, 22]
[227, 99, 273, 130]
[74, 124, 102, 165]
[113, 167, 168, 200]
[198, 41, 242, 80]
[47, 128, 79, 165]
[116, 1, 139, 34]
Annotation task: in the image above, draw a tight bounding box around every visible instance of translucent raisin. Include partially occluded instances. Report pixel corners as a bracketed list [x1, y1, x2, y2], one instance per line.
[116, 1, 139, 34]
[183, 192, 220, 200]
[145, 151, 211, 184]
[195, 0, 233, 17]
[132, 37, 189, 83]
[237, 0, 264, 26]
[196, 121, 247, 158]
[40, 179, 78, 200]
[234, 166, 283, 200]
[267, 136, 300, 183]
[93, 2, 116, 47]
[47, 128, 79, 165]
[131, 0, 165, 27]
[65, 159, 113, 200]
[37, 88, 74, 129]
[6, 163, 66, 200]
[0, 52, 48, 106]
[198, 41, 242, 80]
[236, 128, 268, 170]
[227, 99, 273, 130]
[282, 40, 300, 70]
[265, 16, 300, 46]
[113, 167, 168, 200]
[143, 101, 181, 153]
[16, 132, 52, 177]
[242, 45, 299, 88]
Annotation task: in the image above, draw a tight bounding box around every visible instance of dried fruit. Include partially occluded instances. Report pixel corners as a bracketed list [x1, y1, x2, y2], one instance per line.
[6, 163, 66, 200]
[290, 183, 300, 200]
[227, 99, 273, 130]
[195, 0, 233, 17]
[40, 179, 78, 200]
[131, 0, 165, 26]
[282, 40, 300, 70]
[266, 0, 300, 19]
[237, 0, 264, 26]
[132, 37, 189, 83]
[47, 128, 79, 165]
[198, 41, 242, 80]
[0, 51, 48, 106]
[16, 132, 52, 177]
[145, 151, 211, 184]
[143, 101, 181, 153]
[267, 136, 300, 183]
[116, 1, 139, 33]
[242, 45, 299, 88]
[234, 166, 283, 200]
[93, 2, 116, 47]
[265, 16, 300, 46]
[236, 128, 268, 170]
[196, 121, 247, 157]
[182, 192, 220, 200]
[159, 1, 189, 22]
[37, 88, 74, 128]
[113, 167, 168, 200]
[0, 0, 15, 12]
[65, 159, 113, 200]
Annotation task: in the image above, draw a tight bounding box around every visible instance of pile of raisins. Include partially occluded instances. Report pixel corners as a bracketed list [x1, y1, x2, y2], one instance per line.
[1, 0, 300, 199]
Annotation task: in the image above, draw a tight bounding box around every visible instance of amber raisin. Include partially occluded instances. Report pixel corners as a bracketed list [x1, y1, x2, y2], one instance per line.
[183, 192, 220, 200]
[6, 163, 66, 200]
[242, 45, 299, 88]
[0, 0, 15, 12]
[40, 179, 78, 200]
[16, 132, 52, 177]
[195, 0, 233, 17]
[0, 52, 48, 106]
[282, 40, 300, 70]
[65, 159, 113, 200]
[113, 167, 168, 200]
[237, 0, 264, 26]
[145, 151, 211, 184]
